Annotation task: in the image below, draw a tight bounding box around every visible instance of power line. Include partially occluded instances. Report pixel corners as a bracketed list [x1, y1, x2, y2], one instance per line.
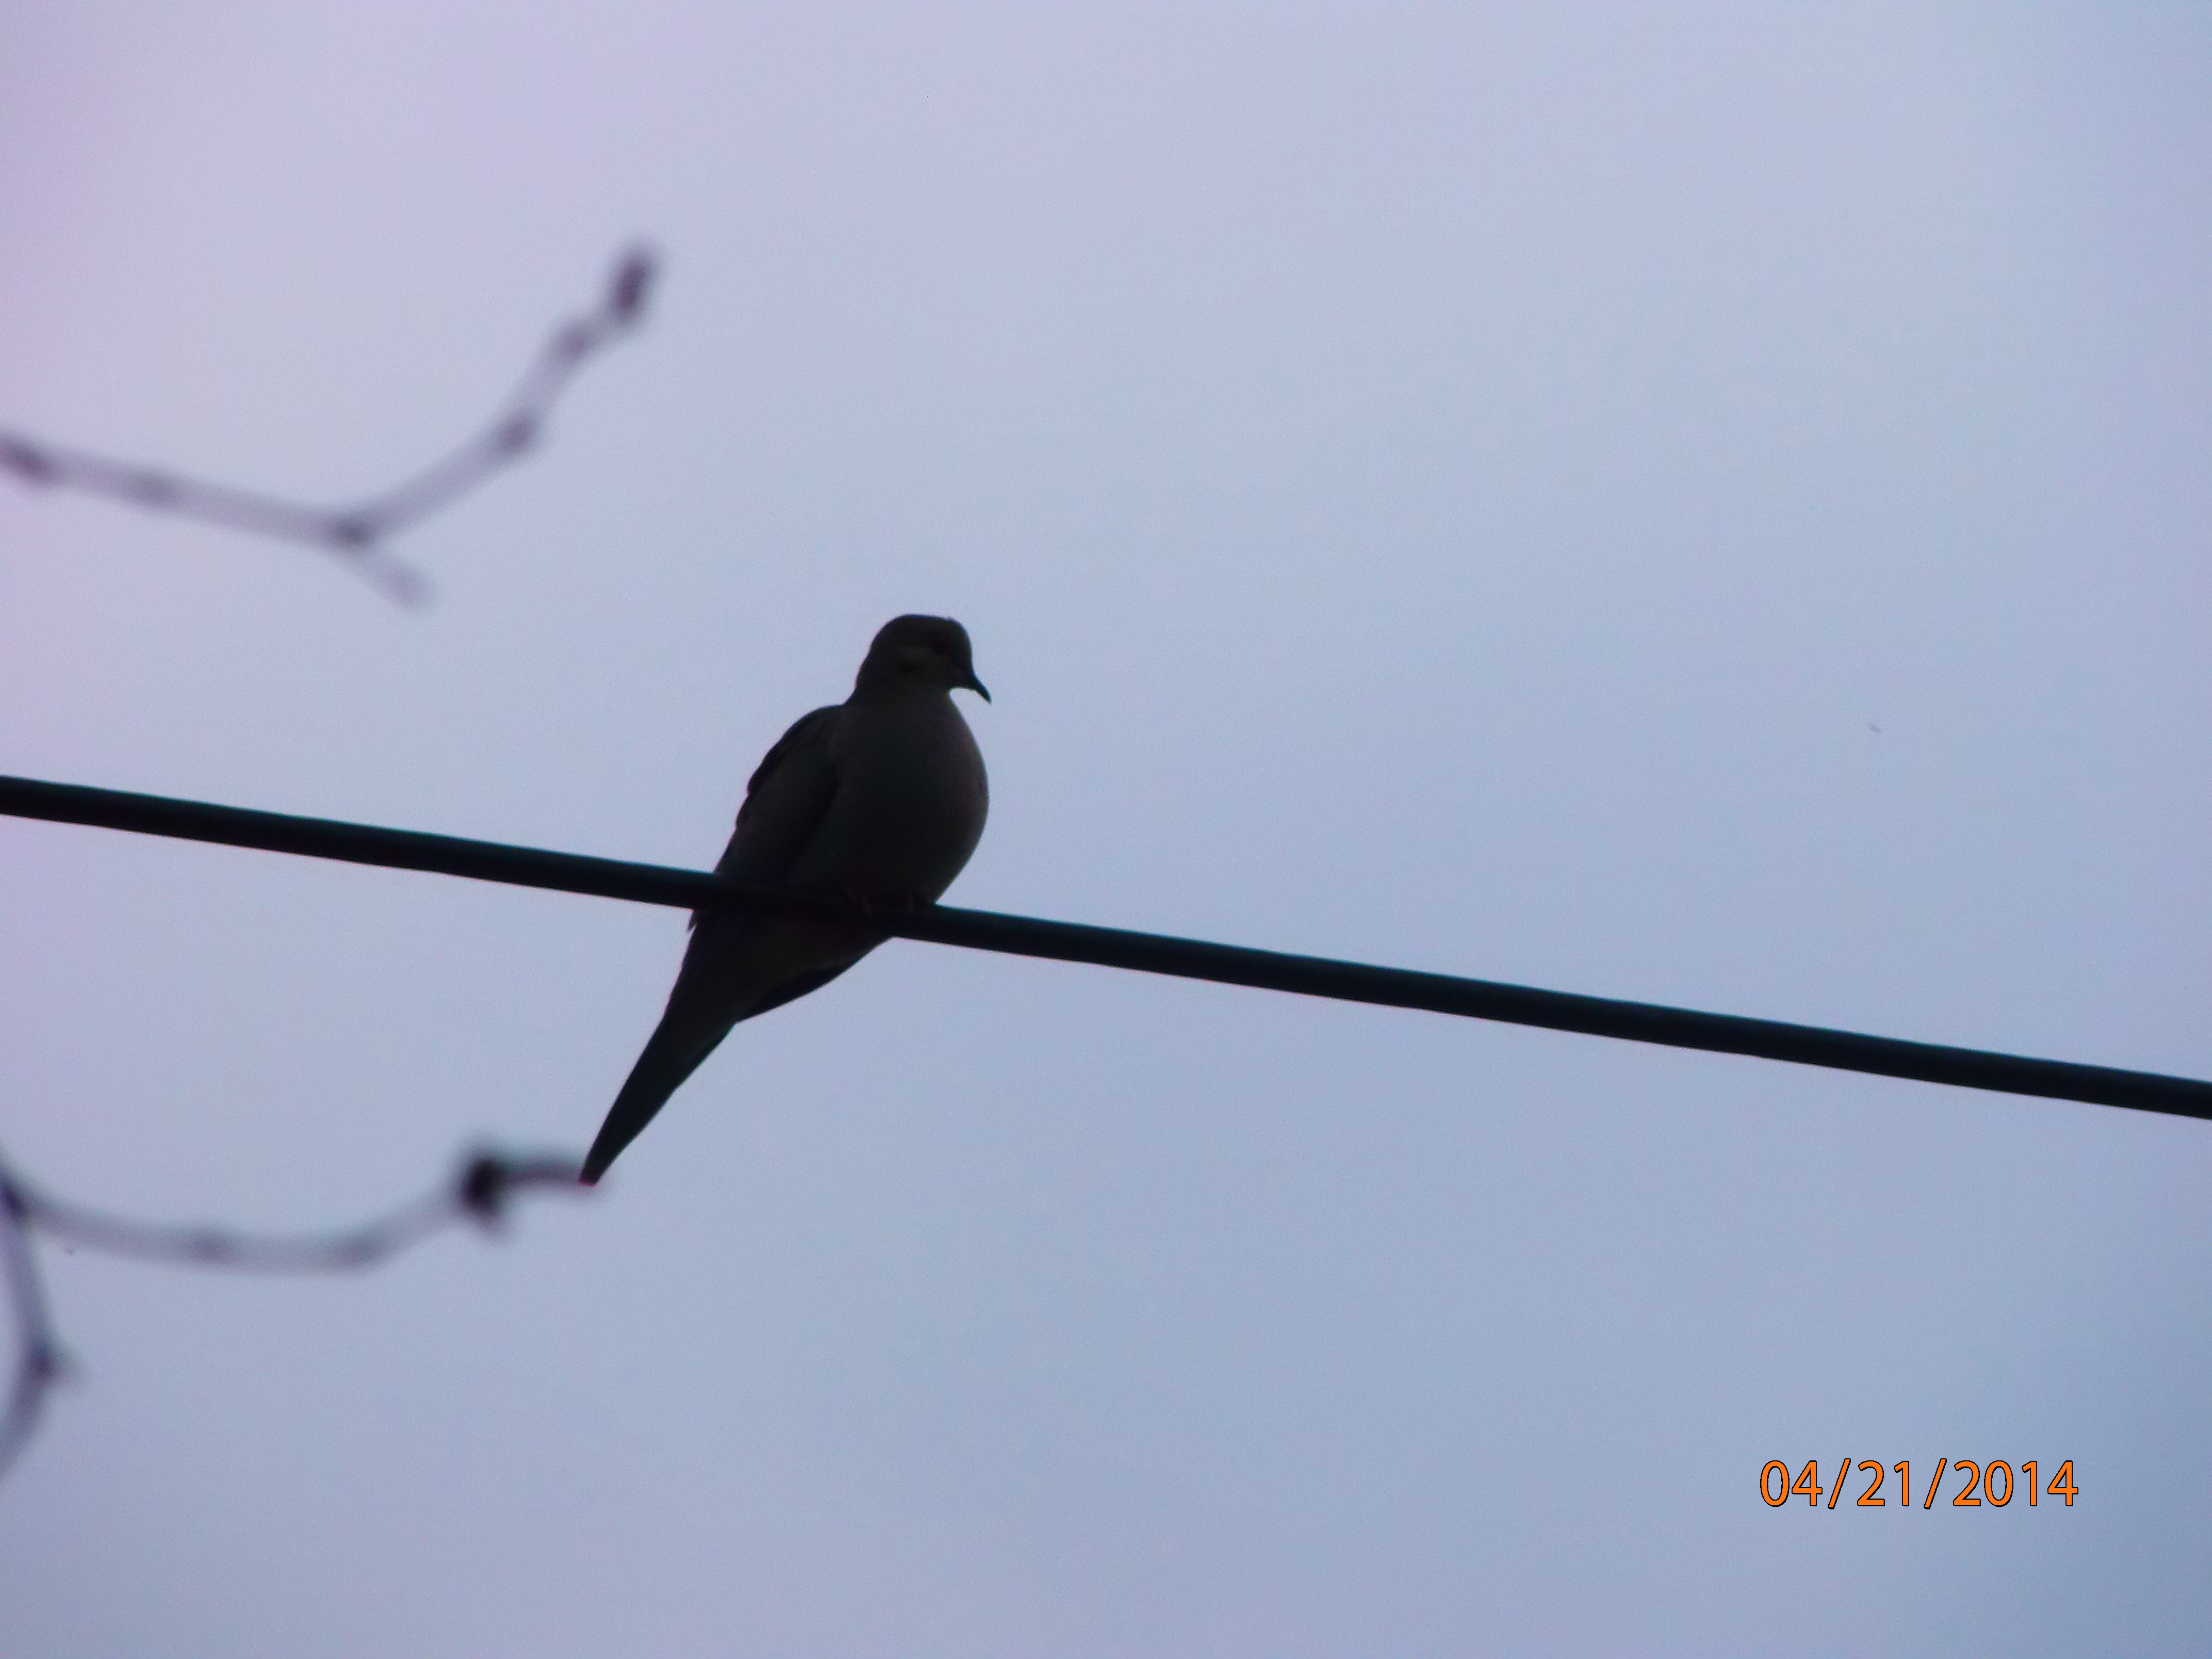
[6, 771, 2208, 1125]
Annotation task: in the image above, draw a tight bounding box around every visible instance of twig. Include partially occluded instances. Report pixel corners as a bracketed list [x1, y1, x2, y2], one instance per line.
[0, 246, 656, 606]
[0, 1144, 587, 1483]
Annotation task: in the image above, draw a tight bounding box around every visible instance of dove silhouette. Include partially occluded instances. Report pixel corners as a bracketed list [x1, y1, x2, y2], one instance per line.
[580, 615, 989, 1183]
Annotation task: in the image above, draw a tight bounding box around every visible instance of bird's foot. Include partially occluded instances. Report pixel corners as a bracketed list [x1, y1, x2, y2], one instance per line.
[845, 891, 926, 927]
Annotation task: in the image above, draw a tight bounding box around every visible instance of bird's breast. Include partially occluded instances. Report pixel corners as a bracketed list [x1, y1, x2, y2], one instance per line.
[799, 698, 988, 901]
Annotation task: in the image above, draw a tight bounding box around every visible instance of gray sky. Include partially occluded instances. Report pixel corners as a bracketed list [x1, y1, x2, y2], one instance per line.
[2, 4, 2208, 1653]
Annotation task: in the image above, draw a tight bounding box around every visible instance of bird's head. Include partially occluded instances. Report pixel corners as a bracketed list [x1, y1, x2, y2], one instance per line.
[854, 614, 990, 703]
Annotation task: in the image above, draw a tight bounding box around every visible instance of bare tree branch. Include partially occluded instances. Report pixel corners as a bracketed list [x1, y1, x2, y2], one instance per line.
[0, 1144, 588, 1483]
[0, 246, 656, 606]
[0, 1179, 63, 1486]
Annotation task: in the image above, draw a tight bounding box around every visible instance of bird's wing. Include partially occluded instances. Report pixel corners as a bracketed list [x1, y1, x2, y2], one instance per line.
[675, 700, 852, 989]
[688, 705, 844, 927]
[733, 706, 844, 863]
[581, 706, 854, 1184]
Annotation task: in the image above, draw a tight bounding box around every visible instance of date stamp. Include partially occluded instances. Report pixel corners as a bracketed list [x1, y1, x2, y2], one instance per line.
[1761, 1458, 2076, 1509]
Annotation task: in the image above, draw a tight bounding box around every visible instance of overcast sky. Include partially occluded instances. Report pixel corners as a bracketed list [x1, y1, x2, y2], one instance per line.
[3, 4, 2208, 1654]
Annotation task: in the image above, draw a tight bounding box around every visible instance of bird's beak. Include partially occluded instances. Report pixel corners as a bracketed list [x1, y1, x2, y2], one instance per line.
[963, 672, 990, 703]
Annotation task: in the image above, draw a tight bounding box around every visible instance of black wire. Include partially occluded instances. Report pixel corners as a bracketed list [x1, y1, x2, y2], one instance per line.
[5, 771, 2207, 1124]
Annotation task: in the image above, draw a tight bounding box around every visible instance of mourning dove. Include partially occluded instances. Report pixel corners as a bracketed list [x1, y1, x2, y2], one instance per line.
[580, 615, 990, 1184]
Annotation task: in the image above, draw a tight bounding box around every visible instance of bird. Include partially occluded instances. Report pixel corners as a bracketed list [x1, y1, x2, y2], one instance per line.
[579, 615, 990, 1184]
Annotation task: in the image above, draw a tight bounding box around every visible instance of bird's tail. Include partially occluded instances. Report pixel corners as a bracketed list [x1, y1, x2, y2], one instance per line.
[579, 1005, 735, 1184]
